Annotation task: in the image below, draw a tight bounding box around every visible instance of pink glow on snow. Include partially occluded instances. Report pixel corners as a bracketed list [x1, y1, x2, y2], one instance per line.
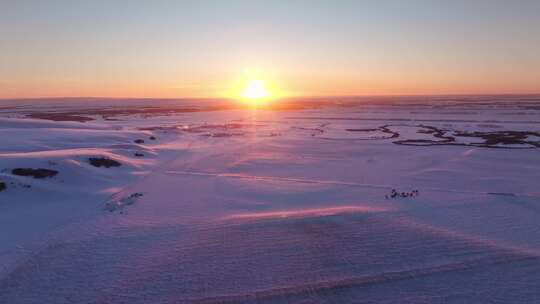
[225, 205, 389, 221]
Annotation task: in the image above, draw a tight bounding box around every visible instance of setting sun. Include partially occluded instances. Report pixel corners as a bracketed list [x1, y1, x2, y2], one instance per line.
[225, 70, 285, 102]
[242, 79, 271, 100]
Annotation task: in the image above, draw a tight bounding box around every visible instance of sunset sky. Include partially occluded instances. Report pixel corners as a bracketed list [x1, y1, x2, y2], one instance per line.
[1, 0, 540, 99]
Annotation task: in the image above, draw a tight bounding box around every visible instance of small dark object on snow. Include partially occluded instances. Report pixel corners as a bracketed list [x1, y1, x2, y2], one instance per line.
[88, 157, 121, 168]
[129, 192, 144, 199]
[387, 188, 419, 199]
[149, 136, 156, 140]
[0, 182, 6, 192]
[12, 168, 58, 179]
[134, 139, 145, 144]
[134, 152, 144, 157]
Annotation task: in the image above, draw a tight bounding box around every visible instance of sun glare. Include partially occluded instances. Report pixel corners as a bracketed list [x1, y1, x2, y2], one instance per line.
[242, 79, 271, 100]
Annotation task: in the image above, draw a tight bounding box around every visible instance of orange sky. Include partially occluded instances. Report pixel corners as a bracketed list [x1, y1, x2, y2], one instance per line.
[1, 1, 539, 99]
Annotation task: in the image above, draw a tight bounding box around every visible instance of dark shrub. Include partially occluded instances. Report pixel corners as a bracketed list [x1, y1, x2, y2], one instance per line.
[12, 168, 58, 179]
[88, 158, 121, 168]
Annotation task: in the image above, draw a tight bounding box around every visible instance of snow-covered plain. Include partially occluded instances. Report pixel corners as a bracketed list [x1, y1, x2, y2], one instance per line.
[1, 96, 540, 303]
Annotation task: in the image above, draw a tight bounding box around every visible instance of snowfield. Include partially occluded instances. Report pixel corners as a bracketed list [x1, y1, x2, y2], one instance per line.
[1, 96, 540, 303]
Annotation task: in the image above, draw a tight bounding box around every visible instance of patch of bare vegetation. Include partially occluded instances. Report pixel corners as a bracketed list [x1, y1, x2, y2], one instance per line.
[385, 189, 419, 199]
[88, 158, 122, 168]
[23, 100, 332, 122]
[11, 168, 59, 179]
[393, 125, 540, 149]
[104, 192, 143, 212]
[27, 113, 94, 122]
[454, 130, 540, 148]
[346, 125, 399, 139]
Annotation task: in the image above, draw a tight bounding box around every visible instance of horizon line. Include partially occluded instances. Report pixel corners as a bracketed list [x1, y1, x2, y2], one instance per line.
[1, 92, 540, 102]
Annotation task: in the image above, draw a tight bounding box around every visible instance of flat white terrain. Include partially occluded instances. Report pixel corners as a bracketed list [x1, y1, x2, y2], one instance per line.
[1, 97, 540, 303]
